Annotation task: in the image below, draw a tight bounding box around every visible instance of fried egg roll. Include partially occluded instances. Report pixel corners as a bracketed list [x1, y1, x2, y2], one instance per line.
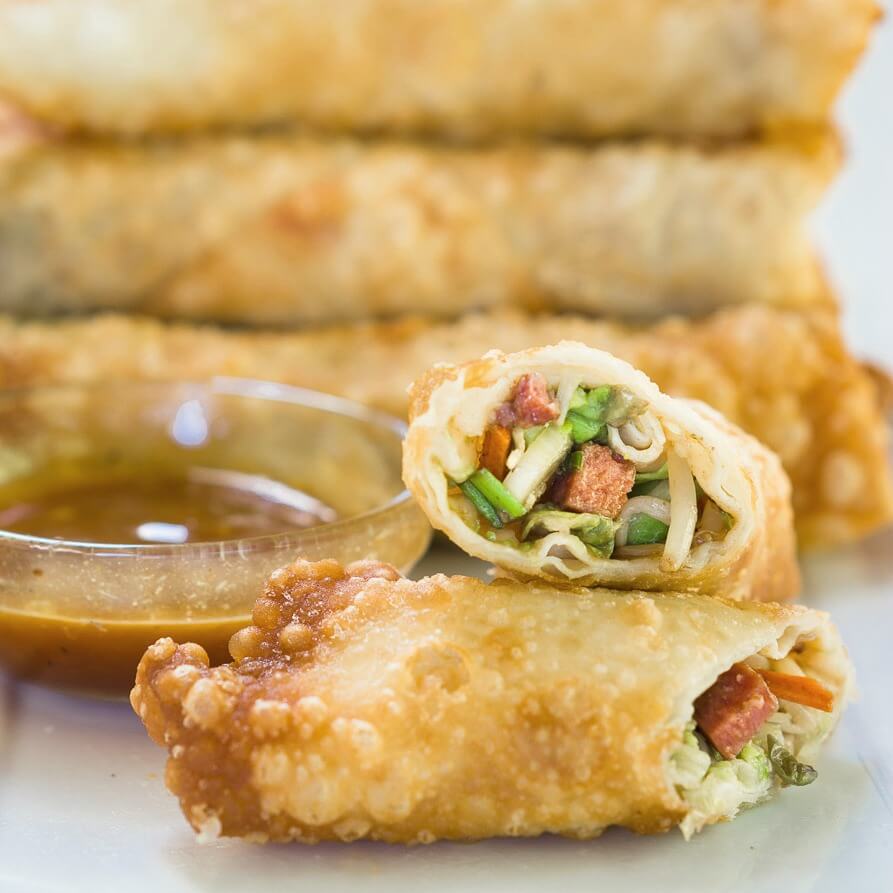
[131, 559, 852, 843]
[0, 0, 876, 139]
[0, 131, 834, 323]
[0, 307, 889, 550]
[405, 343, 799, 601]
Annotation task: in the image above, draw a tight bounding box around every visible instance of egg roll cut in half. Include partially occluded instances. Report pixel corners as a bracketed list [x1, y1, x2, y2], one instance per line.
[405, 344, 799, 602]
[131, 559, 851, 844]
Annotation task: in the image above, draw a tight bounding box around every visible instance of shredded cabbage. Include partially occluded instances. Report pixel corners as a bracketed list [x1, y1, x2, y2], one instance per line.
[671, 722, 774, 839]
[521, 507, 618, 558]
[668, 725, 711, 789]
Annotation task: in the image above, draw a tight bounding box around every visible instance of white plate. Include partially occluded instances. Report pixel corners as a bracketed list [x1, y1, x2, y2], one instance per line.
[1, 536, 892, 893]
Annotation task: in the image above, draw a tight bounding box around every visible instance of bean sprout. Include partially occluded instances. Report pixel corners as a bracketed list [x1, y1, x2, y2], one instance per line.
[608, 411, 666, 468]
[661, 447, 698, 572]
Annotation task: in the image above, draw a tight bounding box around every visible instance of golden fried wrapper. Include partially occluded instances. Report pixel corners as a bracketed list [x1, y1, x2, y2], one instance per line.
[0, 132, 834, 323]
[0, 0, 876, 139]
[131, 559, 851, 843]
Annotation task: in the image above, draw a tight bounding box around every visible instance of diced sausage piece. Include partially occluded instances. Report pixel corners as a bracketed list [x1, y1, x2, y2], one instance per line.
[493, 402, 517, 428]
[511, 373, 559, 426]
[552, 443, 635, 518]
[479, 425, 512, 480]
[694, 662, 779, 759]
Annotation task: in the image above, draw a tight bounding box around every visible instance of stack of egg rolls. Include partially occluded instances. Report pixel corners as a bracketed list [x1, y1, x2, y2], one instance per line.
[0, 0, 877, 326]
[1, 306, 889, 550]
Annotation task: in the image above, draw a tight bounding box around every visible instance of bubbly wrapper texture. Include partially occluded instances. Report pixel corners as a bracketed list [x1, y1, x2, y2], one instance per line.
[131, 558, 850, 844]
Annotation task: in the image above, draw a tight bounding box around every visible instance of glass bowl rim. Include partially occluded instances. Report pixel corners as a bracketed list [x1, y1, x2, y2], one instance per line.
[0, 376, 412, 556]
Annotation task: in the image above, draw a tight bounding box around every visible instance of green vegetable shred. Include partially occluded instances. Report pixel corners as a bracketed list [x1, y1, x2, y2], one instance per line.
[634, 463, 669, 483]
[566, 410, 605, 444]
[767, 735, 818, 786]
[626, 513, 669, 545]
[457, 479, 503, 528]
[468, 469, 527, 519]
[562, 385, 645, 445]
[576, 522, 617, 558]
[521, 507, 617, 558]
[566, 450, 584, 472]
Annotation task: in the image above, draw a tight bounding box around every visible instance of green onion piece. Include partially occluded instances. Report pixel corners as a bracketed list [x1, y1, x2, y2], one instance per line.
[458, 479, 503, 528]
[634, 463, 669, 483]
[767, 735, 818, 786]
[469, 469, 527, 520]
[626, 513, 669, 545]
[568, 450, 584, 472]
[566, 410, 605, 444]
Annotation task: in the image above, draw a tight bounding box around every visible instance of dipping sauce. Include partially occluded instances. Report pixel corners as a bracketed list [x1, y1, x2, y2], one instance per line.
[0, 379, 429, 697]
[0, 466, 338, 695]
[0, 466, 337, 544]
[0, 608, 247, 695]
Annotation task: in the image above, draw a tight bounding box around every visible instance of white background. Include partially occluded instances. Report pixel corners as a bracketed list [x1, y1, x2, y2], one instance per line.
[815, 4, 893, 364]
[1, 11, 892, 893]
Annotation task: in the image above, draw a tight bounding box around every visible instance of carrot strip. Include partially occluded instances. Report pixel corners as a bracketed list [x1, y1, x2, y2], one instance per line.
[757, 669, 834, 712]
[479, 425, 512, 480]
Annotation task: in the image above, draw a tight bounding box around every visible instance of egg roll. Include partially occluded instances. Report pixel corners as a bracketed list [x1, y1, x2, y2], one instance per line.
[0, 0, 876, 139]
[0, 131, 835, 323]
[131, 558, 852, 843]
[405, 343, 799, 601]
[0, 306, 889, 550]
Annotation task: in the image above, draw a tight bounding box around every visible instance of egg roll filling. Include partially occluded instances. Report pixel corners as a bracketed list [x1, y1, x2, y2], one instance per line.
[450, 373, 732, 568]
[671, 638, 837, 838]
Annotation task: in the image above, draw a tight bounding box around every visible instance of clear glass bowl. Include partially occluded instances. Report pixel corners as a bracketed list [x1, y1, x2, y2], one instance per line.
[0, 378, 430, 696]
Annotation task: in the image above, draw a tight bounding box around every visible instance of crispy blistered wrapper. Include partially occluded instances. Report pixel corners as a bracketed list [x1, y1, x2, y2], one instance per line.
[0, 0, 877, 139]
[404, 342, 800, 601]
[0, 306, 889, 549]
[0, 131, 835, 323]
[131, 559, 851, 844]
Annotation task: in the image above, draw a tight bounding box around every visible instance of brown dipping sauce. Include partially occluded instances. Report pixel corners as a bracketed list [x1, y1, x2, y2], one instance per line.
[0, 609, 247, 696]
[0, 466, 336, 544]
[0, 466, 337, 696]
